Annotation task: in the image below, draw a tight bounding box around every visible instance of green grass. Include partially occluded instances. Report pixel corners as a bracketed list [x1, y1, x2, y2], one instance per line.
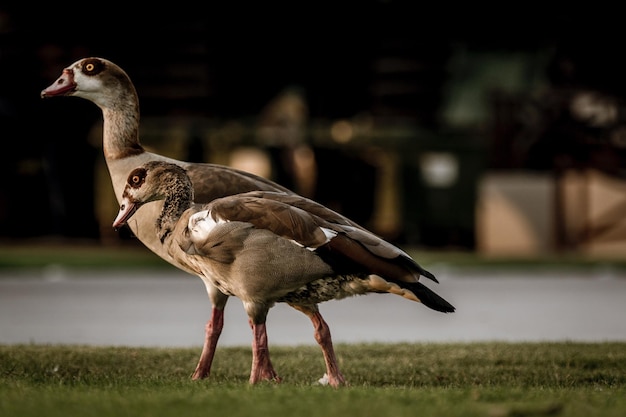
[1, 343, 625, 416]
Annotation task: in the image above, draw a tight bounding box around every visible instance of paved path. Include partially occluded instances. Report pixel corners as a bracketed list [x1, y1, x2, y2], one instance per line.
[1, 265, 625, 347]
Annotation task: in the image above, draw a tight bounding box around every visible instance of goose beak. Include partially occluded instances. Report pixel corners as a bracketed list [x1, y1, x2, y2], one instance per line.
[112, 200, 139, 230]
[41, 69, 77, 98]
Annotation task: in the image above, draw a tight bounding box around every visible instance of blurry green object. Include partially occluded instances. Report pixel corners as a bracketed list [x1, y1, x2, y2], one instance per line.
[1, 244, 626, 271]
[0, 244, 167, 269]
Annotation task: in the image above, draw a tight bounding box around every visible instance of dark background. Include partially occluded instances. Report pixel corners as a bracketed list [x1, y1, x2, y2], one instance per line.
[1, 3, 625, 249]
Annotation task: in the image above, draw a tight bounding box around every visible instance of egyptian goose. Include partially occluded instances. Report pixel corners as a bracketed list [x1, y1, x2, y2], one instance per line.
[40, 57, 294, 380]
[112, 161, 455, 386]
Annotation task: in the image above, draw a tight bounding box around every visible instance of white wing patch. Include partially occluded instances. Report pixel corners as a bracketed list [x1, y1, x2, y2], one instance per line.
[320, 227, 337, 242]
[296, 226, 337, 251]
[188, 209, 226, 243]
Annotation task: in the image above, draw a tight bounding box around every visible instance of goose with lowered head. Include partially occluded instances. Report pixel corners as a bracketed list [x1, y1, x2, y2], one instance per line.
[113, 161, 455, 386]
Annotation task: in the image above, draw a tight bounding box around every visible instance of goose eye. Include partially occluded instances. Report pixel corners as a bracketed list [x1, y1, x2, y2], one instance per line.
[127, 167, 146, 188]
[82, 59, 102, 75]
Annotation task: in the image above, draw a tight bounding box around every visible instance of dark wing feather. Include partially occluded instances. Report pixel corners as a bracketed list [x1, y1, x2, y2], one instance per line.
[207, 195, 331, 249]
[185, 164, 292, 203]
[243, 191, 361, 228]
[235, 191, 438, 283]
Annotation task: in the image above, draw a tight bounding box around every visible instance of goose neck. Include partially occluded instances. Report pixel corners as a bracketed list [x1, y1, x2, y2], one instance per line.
[157, 194, 193, 243]
[102, 107, 144, 160]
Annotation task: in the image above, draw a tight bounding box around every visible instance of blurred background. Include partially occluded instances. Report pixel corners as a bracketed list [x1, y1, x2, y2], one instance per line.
[2, 3, 626, 258]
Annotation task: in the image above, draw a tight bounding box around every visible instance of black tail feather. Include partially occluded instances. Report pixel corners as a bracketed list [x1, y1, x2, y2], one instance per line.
[398, 256, 439, 283]
[418, 267, 438, 283]
[400, 281, 455, 313]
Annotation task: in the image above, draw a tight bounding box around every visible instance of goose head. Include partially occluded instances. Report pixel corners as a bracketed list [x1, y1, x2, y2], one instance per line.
[41, 57, 138, 110]
[113, 161, 193, 230]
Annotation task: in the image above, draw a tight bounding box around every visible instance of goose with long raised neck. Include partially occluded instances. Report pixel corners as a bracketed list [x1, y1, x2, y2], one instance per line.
[112, 160, 455, 386]
[41, 57, 297, 381]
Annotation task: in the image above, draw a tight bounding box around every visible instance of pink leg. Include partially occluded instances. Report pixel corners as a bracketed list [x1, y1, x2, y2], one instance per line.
[309, 311, 348, 387]
[249, 320, 281, 384]
[191, 306, 224, 380]
[291, 305, 348, 387]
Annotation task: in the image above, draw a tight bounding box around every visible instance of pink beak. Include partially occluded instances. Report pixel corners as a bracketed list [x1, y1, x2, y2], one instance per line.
[112, 199, 139, 230]
[41, 69, 77, 98]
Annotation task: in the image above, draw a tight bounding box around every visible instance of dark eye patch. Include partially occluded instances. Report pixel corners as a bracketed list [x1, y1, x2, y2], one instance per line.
[82, 58, 105, 76]
[127, 167, 147, 188]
